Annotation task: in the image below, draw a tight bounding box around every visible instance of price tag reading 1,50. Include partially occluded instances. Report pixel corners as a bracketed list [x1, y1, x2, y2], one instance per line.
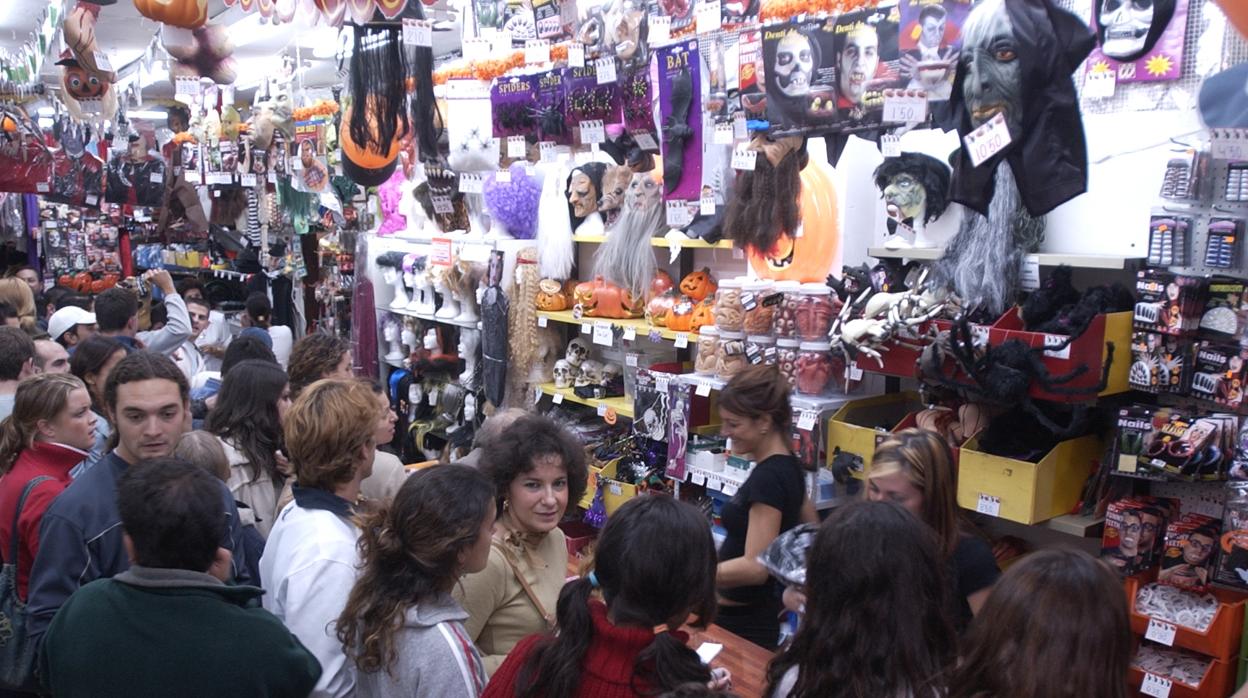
[882, 93, 928, 124]
[1140, 673, 1172, 698]
[963, 112, 1012, 168]
[1145, 618, 1177, 646]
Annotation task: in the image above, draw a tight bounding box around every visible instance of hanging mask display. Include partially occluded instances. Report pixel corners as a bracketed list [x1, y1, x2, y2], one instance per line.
[567, 162, 609, 233]
[873, 152, 951, 250]
[1085, 0, 1185, 83]
[593, 171, 663, 297]
[898, 0, 972, 102]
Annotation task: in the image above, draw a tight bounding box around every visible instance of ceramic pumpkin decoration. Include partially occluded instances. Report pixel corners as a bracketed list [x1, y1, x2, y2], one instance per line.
[649, 270, 674, 301]
[679, 268, 717, 302]
[665, 297, 696, 332]
[646, 291, 677, 326]
[748, 159, 841, 283]
[134, 0, 209, 29]
[61, 63, 108, 101]
[690, 300, 715, 333]
[536, 278, 569, 311]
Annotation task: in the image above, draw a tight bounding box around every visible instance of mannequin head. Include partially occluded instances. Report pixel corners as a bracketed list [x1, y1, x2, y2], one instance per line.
[873, 153, 952, 225]
[960, 0, 1022, 136]
[1095, 0, 1176, 62]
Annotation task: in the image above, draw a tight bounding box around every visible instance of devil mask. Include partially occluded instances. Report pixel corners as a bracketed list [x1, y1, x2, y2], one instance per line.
[1095, 0, 1175, 62]
[948, 0, 1094, 217]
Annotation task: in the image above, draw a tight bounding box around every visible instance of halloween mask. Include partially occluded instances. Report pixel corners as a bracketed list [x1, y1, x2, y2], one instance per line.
[568, 171, 598, 217]
[774, 30, 816, 99]
[625, 170, 662, 210]
[837, 23, 880, 107]
[959, 0, 1022, 137]
[606, 0, 647, 63]
[599, 165, 633, 226]
[872, 153, 951, 227]
[62, 63, 107, 101]
[1096, 0, 1175, 62]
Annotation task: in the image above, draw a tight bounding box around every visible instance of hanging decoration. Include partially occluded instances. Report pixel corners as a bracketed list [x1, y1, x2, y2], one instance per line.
[134, 0, 209, 29]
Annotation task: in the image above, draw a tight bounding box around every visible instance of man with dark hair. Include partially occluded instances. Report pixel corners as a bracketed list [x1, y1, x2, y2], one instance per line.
[26, 351, 254, 647]
[39, 458, 321, 697]
[94, 269, 191, 357]
[174, 296, 212, 381]
[0, 326, 36, 421]
[0, 300, 18, 328]
[47, 306, 97, 349]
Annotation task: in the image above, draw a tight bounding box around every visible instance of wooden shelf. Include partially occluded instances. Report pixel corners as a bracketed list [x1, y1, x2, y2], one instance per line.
[537, 383, 634, 418]
[536, 310, 692, 344]
[572, 233, 735, 250]
[386, 307, 482, 330]
[1043, 513, 1105, 538]
[868, 247, 1144, 270]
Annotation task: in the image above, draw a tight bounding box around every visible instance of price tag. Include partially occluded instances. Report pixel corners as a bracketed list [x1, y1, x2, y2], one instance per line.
[1043, 334, 1072, 360]
[240, 173, 257, 187]
[553, 392, 565, 405]
[403, 19, 433, 46]
[706, 474, 722, 490]
[1214, 139, 1248, 161]
[1145, 618, 1177, 646]
[94, 52, 113, 72]
[536, 141, 557, 163]
[722, 482, 738, 496]
[597, 403, 608, 417]
[507, 136, 527, 159]
[666, 200, 692, 227]
[455, 244, 494, 264]
[595, 57, 617, 84]
[579, 119, 606, 145]
[713, 122, 734, 145]
[881, 134, 901, 158]
[695, 381, 712, 397]
[431, 195, 454, 214]
[623, 327, 637, 341]
[634, 131, 659, 151]
[459, 172, 485, 194]
[579, 323, 592, 335]
[963, 112, 1013, 168]
[797, 409, 817, 431]
[692, 472, 706, 486]
[538, 315, 549, 327]
[882, 93, 928, 124]
[149, 171, 165, 184]
[674, 332, 690, 349]
[463, 38, 491, 61]
[593, 323, 614, 346]
[1140, 673, 1172, 698]
[649, 15, 672, 44]
[844, 361, 864, 381]
[733, 112, 747, 140]
[1083, 69, 1116, 99]
[975, 493, 1001, 517]
[700, 193, 716, 216]
[568, 42, 585, 68]
[696, 0, 722, 34]
[35, 182, 49, 193]
[655, 374, 671, 391]
[85, 194, 98, 207]
[731, 145, 757, 171]
[525, 39, 551, 64]
[626, 353, 639, 366]
[496, 168, 512, 184]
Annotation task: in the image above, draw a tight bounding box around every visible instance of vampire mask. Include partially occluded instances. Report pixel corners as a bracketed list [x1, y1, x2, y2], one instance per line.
[836, 23, 881, 108]
[873, 153, 951, 226]
[1095, 0, 1175, 63]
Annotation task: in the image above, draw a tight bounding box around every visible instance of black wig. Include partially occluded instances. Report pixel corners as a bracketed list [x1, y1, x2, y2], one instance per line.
[872, 152, 952, 224]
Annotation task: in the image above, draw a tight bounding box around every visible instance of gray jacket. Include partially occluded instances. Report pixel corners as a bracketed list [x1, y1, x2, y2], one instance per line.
[355, 593, 487, 698]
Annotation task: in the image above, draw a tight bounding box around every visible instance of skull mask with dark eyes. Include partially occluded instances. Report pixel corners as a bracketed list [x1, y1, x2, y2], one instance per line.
[774, 30, 816, 98]
[1095, 0, 1175, 62]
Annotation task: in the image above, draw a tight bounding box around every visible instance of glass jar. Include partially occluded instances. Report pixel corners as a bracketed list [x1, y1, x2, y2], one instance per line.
[715, 330, 748, 381]
[795, 283, 836, 341]
[741, 279, 775, 336]
[796, 341, 834, 396]
[694, 325, 720, 375]
[775, 337, 801, 388]
[712, 278, 745, 333]
[772, 281, 802, 339]
[745, 334, 775, 366]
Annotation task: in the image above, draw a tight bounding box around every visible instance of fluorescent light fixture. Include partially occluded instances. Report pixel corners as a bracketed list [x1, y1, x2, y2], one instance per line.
[37, 107, 53, 117]
[128, 110, 168, 120]
[37, 117, 52, 129]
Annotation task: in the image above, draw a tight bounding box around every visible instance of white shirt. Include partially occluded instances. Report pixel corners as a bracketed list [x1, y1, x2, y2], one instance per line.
[260, 499, 360, 698]
[136, 293, 193, 357]
[269, 325, 294, 369]
[172, 339, 204, 383]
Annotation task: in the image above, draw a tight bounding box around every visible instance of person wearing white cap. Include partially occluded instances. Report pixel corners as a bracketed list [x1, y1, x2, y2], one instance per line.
[48, 306, 97, 349]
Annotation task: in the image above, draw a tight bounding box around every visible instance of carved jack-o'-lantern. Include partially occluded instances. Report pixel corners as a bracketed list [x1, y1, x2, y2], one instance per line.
[536, 278, 569, 311]
[690, 300, 715, 334]
[679, 268, 717, 302]
[748, 160, 841, 283]
[665, 297, 696, 332]
[62, 63, 108, 101]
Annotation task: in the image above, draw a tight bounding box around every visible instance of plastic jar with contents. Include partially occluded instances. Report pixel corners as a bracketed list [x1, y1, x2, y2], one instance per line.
[795, 341, 834, 396]
[716, 330, 748, 381]
[745, 335, 776, 366]
[694, 325, 720, 375]
[741, 279, 775, 335]
[776, 337, 801, 387]
[712, 278, 745, 333]
[772, 281, 802, 339]
[795, 283, 836, 341]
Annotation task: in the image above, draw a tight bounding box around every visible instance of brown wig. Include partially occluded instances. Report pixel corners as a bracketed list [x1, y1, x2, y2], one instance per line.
[717, 364, 793, 434]
[515, 495, 716, 698]
[337, 464, 495, 675]
[868, 428, 963, 557]
[288, 333, 351, 396]
[719, 135, 805, 255]
[766, 500, 955, 698]
[947, 548, 1131, 698]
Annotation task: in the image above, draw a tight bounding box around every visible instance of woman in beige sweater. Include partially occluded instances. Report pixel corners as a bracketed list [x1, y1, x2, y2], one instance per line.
[454, 413, 589, 675]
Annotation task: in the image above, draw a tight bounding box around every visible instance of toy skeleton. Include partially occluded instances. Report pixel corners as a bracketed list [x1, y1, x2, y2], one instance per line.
[826, 268, 948, 372]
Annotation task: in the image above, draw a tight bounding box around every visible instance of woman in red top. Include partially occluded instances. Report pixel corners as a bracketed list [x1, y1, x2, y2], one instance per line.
[0, 373, 97, 599]
[482, 495, 719, 698]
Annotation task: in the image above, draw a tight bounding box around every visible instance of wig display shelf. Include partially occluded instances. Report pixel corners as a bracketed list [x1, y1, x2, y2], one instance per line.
[674, 373, 856, 411]
[867, 247, 1145, 270]
[572, 233, 735, 250]
[536, 310, 691, 344]
[388, 307, 482, 330]
[536, 382, 634, 420]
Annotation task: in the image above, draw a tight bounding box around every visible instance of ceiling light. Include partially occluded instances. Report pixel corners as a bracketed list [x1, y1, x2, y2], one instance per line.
[37, 117, 52, 129]
[128, 110, 168, 120]
[37, 107, 53, 117]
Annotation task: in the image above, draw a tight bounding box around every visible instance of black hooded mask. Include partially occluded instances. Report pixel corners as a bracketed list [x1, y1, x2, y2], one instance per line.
[948, 0, 1095, 217]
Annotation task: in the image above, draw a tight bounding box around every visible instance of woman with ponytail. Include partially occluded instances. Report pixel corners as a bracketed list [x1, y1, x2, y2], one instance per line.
[0, 374, 96, 600]
[337, 464, 496, 697]
[482, 495, 719, 698]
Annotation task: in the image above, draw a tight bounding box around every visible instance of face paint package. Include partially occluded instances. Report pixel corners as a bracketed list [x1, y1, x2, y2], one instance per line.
[1200, 277, 1248, 340]
[897, 0, 972, 102]
[762, 17, 837, 135]
[738, 29, 767, 122]
[535, 69, 573, 145]
[1216, 481, 1248, 589]
[1129, 331, 1190, 395]
[491, 75, 539, 140]
[1189, 341, 1247, 410]
[1159, 515, 1220, 592]
[1103, 498, 1149, 576]
[831, 6, 902, 126]
[657, 40, 703, 201]
[564, 63, 622, 145]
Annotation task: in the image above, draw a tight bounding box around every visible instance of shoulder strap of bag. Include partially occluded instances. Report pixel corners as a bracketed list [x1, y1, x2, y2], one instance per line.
[492, 539, 553, 629]
[6, 476, 54, 566]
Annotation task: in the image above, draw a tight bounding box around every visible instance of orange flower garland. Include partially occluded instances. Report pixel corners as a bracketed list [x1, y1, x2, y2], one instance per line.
[760, 0, 878, 21]
[172, 131, 197, 145]
[292, 99, 340, 121]
[433, 40, 578, 85]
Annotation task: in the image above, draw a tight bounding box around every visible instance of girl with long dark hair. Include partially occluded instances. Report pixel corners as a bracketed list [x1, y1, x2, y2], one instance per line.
[206, 359, 292, 538]
[337, 464, 496, 697]
[766, 500, 955, 698]
[483, 495, 718, 698]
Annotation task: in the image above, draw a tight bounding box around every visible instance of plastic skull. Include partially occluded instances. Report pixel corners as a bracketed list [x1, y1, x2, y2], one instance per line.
[1099, 0, 1154, 60]
[774, 30, 815, 99]
[577, 359, 604, 387]
[553, 359, 575, 388]
[565, 337, 591, 367]
[601, 362, 622, 385]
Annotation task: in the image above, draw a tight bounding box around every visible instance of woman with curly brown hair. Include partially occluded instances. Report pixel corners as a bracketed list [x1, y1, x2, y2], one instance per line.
[337, 464, 496, 697]
[287, 333, 353, 397]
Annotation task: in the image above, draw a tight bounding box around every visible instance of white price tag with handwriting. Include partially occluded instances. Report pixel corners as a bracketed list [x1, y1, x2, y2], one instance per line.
[881, 134, 901, 158]
[700, 193, 716, 216]
[882, 93, 927, 124]
[595, 57, 617, 84]
[593, 323, 614, 346]
[692, 472, 706, 486]
[240, 173, 257, 187]
[507, 136, 527, 158]
[537, 315, 549, 328]
[623, 326, 637, 341]
[539, 142, 558, 163]
[580, 120, 606, 145]
[963, 112, 1012, 168]
[732, 145, 757, 171]
[525, 39, 551, 64]
[722, 482, 738, 496]
[94, 52, 113, 72]
[713, 122, 734, 145]
[844, 362, 864, 381]
[674, 333, 690, 349]
[459, 173, 485, 194]
[733, 112, 747, 140]
[976, 493, 1001, 517]
[1020, 254, 1040, 291]
[666, 200, 692, 228]
[1213, 139, 1248, 161]
[634, 132, 659, 151]
[568, 42, 585, 68]
[1140, 673, 1172, 698]
[597, 403, 609, 417]
[797, 410, 817, 431]
[463, 38, 491, 61]
[626, 354, 639, 367]
[496, 168, 512, 184]
[1083, 69, 1116, 99]
[649, 16, 672, 44]
[696, 0, 722, 34]
[1145, 618, 1177, 647]
[1043, 333, 1071, 360]
[552, 392, 564, 405]
[581, 323, 592, 334]
[695, 381, 712, 397]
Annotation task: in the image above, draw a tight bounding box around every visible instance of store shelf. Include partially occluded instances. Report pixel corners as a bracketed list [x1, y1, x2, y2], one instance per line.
[572, 233, 735, 250]
[386, 306, 482, 330]
[1043, 513, 1105, 538]
[537, 383, 634, 418]
[536, 310, 691, 344]
[868, 248, 1144, 270]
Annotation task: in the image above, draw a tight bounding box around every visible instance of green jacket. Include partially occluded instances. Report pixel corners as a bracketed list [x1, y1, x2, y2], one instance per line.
[40, 566, 321, 698]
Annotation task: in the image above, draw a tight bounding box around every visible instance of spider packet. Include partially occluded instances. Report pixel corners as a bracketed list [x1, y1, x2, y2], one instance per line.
[563, 63, 622, 145]
[1188, 341, 1247, 410]
[1199, 276, 1248, 341]
[490, 74, 539, 140]
[1134, 270, 1206, 336]
[1129, 331, 1191, 394]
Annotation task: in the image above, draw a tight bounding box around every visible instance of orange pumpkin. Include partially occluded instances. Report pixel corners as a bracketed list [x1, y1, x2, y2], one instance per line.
[690, 300, 715, 334]
[133, 0, 209, 29]
[646, 291, 677, 326]
[340, 106, 402, 187]
[679, 268, 717, 302]
[748, 159, 841, 283]
[1214, 0, 1248, 39]
[665, 296, 696, 332]
[536, 279, 568, 311]
[649, 270, 674, 301]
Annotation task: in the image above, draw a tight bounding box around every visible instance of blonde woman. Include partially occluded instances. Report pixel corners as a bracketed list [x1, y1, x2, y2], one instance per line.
[0, 374, 96, 600]
[0, 277, 37, 334]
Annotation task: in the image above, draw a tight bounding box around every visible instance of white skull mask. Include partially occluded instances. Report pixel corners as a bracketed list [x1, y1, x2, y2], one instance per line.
[601, 363, 622, 385]
[774, 31, 815, 99]
[553, 359, 575, 388]
[577, 360, 604, 387]
[566, 338, 591, 367]
[1099, 0, 1154, 60]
